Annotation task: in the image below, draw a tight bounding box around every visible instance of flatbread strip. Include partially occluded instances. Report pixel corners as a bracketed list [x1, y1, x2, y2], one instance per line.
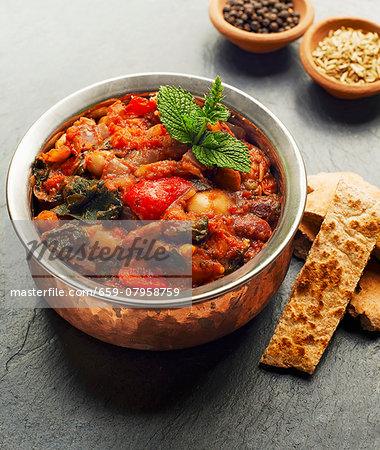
[295, 223, 380, 332]
[348, 259, 380, 332]
[294, 226, 380, 332]
[293, 219, 317, 260]
[261, 180, 380, 374]
[295, 173, 380, 332]
[305, 172, 380, 259]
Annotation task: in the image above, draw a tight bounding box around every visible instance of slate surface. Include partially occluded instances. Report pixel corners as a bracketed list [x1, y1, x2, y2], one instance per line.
[0, 1, 379, 449]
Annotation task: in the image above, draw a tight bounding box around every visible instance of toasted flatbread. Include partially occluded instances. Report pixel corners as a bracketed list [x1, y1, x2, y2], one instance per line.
[294, 223, 380, 332]
[347, 259, 380, 332]
[295, 173, 380, 331]
[305, 172, 380, 259]
[261, 181, 380, 374]
[293, 229, 311, 260]
[293, 219, 316, 259]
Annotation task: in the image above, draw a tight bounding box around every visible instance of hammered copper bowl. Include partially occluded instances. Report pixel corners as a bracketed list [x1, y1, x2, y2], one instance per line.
[7, 73, 306, 350]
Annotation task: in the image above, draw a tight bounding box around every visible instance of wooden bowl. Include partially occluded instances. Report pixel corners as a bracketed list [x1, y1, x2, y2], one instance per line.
[300, 17, 380, 99]
[209, 0, 314, 53]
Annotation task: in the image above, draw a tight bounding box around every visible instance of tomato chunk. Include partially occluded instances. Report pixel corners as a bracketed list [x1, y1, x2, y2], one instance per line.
[43, 175, 65, 194]
[125, 97, 157, 116]
[118, 267, 168, 289]
[124, 176, 192, 220]
[34, 210, 59, 232]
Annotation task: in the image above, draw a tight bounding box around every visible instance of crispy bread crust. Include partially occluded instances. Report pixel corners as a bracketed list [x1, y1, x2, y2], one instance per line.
[348, 259, 380, 332]
[305, 172, 380, 259]
[295, 173, 380, 331]
[261, 181, 380, 374]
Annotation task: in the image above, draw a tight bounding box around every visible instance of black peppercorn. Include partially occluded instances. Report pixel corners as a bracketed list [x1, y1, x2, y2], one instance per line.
[223, 0, 300, 34]
[250, 20, 260, 31]
[278, 10, 289, 19]
[269, 22, 279, 31]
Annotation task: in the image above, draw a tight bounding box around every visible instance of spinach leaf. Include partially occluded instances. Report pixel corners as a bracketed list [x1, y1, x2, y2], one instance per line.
[53, 176, 122, 220]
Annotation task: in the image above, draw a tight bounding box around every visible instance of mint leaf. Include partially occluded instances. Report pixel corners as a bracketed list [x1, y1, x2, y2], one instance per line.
[202, 76, 230, 125]
[204, 105, 230, 125]
[193, 131, 251, 173]
[157, 77, 251, 173]
[157, 85, 203, 144]
[182, 108, 207, 143]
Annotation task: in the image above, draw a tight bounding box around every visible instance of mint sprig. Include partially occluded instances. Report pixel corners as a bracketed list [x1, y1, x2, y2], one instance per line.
[193, 131, 251, 173]
[202, 76, 231, 125]
[157, 76, 251, 173]
[155, 85, 203, 144]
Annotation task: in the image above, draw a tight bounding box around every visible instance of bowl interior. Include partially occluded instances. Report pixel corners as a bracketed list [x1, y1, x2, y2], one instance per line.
[7, 73, 306, 307]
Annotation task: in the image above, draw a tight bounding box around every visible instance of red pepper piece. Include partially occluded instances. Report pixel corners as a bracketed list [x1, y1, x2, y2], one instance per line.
[125, 96, 157, 116]
[124, 176, 192, 220]
[118, 267, 168, 289]
[43, 175, 65, 194]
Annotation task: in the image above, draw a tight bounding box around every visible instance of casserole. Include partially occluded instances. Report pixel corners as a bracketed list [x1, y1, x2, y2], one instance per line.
[7, 73, 306, 350]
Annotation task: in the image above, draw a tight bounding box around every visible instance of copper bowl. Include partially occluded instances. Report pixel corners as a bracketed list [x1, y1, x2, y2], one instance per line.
[209, 0, 314, 53]
[7, 73, 306, 350]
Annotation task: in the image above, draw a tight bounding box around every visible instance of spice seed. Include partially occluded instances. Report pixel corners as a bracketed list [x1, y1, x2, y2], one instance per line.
[312, 27, 380, 85]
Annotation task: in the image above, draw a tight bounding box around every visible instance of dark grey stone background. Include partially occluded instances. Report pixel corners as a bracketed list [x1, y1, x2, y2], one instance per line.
[1, 1, 379, 449]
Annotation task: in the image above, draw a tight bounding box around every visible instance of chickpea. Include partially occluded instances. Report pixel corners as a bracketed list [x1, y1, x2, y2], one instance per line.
[179, 244, 195, 259]
[34, 210, 58, 232]
[55, 133, 67, 148]
[186, 190, 232, 216]
[41, 146, 71, 163]
[98, 115, 108, 125]
[85, 151, 108, 177]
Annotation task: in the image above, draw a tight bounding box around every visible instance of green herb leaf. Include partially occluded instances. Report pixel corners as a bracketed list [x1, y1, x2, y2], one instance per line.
[32, 158, 49, 187]
[157, 85, 203, 144]
[157, 77, 251, 172]
[193, 131, 251, 173]
[192, 216, 209, 242]
[182, 109, 205, 143]
[42, 223, 89, 255]
[53, 176, 122, 220]
[202, 76, 230, 125]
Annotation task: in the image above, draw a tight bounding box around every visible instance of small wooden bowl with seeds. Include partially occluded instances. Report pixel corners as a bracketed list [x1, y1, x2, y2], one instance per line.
[300, 17, 380, 99]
